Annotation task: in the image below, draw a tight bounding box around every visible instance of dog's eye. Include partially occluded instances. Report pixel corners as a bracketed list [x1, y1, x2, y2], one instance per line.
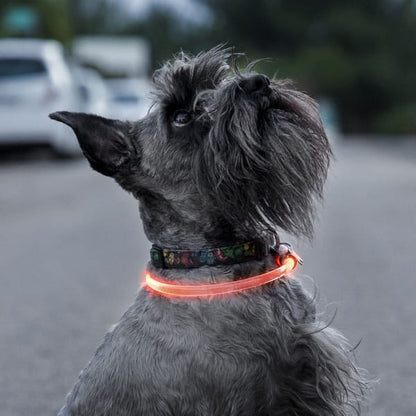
[173, 111, 192, 126]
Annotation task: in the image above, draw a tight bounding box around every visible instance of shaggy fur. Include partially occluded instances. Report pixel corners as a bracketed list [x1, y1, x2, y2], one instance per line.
[50, 46, 369, 415]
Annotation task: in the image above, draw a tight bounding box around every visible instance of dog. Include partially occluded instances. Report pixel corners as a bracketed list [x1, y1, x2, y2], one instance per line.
[50, 46, 369, 415]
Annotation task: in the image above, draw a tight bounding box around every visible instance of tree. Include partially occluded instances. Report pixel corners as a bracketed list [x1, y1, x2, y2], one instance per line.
[0, 0, 73, 43]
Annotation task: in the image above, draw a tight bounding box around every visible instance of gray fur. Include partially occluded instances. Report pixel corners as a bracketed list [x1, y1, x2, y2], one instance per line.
[50, 46, 369, 415]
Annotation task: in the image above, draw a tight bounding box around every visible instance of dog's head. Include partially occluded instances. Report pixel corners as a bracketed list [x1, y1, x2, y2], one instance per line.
[50, 47, 330, 245]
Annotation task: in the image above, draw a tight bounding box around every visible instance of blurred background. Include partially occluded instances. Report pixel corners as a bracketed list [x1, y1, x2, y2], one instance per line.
[0, 1, 415, 415]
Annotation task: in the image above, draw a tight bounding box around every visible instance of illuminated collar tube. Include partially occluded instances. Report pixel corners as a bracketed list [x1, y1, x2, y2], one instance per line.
[145, 248, 301, 298]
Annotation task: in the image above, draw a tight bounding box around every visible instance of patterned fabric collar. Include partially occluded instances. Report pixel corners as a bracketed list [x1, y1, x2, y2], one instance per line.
[150, 241, 265, 269]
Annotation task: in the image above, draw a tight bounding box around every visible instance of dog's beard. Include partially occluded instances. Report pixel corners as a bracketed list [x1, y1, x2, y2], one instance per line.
[197, 79, 331, 241]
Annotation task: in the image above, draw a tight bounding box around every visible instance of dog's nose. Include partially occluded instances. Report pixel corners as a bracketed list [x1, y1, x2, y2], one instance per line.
[240, 74, 271, 95]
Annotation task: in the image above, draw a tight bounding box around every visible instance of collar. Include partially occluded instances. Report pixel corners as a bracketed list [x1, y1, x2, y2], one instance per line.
[150, 241, 266, 269]
[145, 244, 302, 298]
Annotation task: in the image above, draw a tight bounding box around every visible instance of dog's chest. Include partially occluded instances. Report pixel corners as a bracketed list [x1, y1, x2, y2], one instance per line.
[109, 290, 284, 409]
[64, 282, 315, 415]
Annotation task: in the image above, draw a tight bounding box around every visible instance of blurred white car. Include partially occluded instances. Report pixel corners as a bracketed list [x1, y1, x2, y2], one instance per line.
[72, 66, 109, 117]
[106, 78, 152, 121]
[319, 97, 341, 143]
[0, 38, 81, 156]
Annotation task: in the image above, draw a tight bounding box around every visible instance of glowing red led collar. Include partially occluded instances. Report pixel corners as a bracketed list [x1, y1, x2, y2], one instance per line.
[145, 247, 302, 298]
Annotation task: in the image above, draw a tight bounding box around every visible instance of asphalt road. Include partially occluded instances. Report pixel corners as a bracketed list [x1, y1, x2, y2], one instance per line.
[1, 139, 415, 415]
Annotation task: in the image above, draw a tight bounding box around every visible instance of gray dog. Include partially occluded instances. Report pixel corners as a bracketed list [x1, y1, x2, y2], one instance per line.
[50, 47, 369, 415]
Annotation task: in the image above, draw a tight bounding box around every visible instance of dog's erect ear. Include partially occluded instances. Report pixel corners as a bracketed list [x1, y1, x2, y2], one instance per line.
[49, 111, 133, 177]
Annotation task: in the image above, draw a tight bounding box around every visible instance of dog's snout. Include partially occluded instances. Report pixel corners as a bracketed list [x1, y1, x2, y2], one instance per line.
[240, 74, 271, 95]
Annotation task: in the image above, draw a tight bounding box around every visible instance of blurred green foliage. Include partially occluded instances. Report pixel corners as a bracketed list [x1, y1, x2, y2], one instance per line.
[375, 104, 416, 134]
[1, 0, 415, 134]
[0, 0, 72, 42]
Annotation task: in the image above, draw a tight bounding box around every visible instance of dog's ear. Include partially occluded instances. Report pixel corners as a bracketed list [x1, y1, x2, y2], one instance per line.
[49, 111, 132, 177]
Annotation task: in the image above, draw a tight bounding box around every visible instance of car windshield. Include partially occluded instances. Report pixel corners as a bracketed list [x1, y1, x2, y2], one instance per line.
[0, 58, 47, 78]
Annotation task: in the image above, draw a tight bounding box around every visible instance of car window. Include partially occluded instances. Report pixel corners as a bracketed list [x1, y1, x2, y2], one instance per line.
[112, 93, 140, 104]
[0, 58, 47, 78]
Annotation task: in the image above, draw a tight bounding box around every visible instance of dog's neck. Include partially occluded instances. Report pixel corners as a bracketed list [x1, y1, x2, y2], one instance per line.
[137, 190, 278, 281]
[137, 190, 256, 249]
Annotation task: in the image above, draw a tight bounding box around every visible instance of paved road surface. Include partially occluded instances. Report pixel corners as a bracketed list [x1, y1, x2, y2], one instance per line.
[1, 139, 415, 415]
